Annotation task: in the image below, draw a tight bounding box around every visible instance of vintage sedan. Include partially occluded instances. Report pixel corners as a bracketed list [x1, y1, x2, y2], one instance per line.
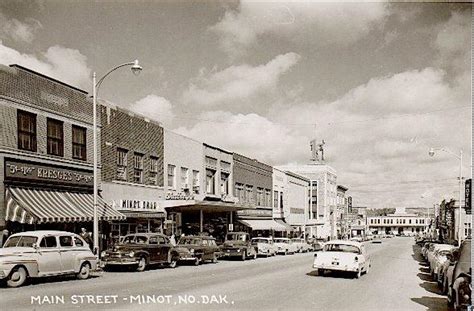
[101, 233, 179, 271]
[274, 238, 297, 255]
[448, 238, 471, 311]
[438, 248, 459, 293]
[431, 245, 455, 278]
[220, 232, 257, 260]
[251, 237, 276, 257]
[291, 238, 310, 253]
[0, 230, 98, 288]
[174, 236, 220, 265]
[313, 240, 371, 279]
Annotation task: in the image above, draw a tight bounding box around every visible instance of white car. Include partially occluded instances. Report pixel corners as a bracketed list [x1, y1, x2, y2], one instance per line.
[251, 237, 276, 257]
[291, 238, 311, 253]
[274, 238, 297, 255]
[312, 240, 371, 278]
[0, 230, 98, 287]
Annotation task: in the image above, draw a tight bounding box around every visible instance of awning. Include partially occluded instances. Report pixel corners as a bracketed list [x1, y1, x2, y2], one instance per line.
[5, 187, 125, 224]
[165, 200, 247, 213]
[274, 219, 294, 232]
[118, 211, 165, 219]
[238, 219, 287, 231]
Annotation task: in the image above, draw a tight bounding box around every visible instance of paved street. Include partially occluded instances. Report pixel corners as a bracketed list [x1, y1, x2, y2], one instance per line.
[0, 237, 449, 311]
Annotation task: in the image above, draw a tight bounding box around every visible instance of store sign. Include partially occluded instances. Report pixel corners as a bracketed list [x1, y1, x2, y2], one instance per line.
[113, 199, 159, 212]
[165, 192, 194, 200]
[465, 179, 471, 215]
[237, 209, 272, 217]
[5, 160, 93, 186]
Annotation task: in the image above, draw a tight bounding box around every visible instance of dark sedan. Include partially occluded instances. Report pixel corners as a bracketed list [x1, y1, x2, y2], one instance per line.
[174, 236, 220, 265]
[101, 233, 179, 272]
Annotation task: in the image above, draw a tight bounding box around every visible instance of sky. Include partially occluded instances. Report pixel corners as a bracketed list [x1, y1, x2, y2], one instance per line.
[0, 0, 471, 209]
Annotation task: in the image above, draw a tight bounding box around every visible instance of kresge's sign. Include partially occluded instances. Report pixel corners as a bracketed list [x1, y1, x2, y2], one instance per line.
[5, 159, 93, 186]
[113, 199, 162, 212]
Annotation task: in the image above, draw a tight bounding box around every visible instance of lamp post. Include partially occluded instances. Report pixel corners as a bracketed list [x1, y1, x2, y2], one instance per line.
[428, 147, 463, 246]
[92, 60, 142, 254]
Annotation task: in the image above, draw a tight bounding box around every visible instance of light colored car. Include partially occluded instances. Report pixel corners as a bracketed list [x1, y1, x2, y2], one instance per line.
[438, 248, 459, 293]
[251, 237, 276, 257]
[371, 235, 382, 244]
[350, 236, 363, 243]
[291, 238, 310, 253]
[274, 238, 297, 255]
[313, 240, 371, 279]
[428, 244, 453, 272]
[0, 230, 98, 287]
[431, 246, 455, 278]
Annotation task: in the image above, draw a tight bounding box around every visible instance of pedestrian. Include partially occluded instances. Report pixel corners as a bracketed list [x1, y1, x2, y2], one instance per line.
[80, 227, 93, 250]
[0, 229, 9, 247]
[170, 234, 176, 246]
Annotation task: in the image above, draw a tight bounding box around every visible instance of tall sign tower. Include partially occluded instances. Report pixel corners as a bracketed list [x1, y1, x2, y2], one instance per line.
[310, 139, 326, 163]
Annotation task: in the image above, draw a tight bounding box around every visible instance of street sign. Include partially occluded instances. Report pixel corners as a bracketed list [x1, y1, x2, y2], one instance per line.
[348, 196, 352, 213]
[465, 179, 471, 215]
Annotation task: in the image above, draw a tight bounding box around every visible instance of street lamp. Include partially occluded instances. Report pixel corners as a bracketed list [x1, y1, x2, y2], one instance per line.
[428, 147, 463, 246]
[92, 60, 143, 254]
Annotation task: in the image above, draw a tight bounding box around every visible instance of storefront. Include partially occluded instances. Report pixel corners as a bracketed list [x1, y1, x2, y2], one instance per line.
[2, 158, 125, 248]
[235, 208, 288, 238]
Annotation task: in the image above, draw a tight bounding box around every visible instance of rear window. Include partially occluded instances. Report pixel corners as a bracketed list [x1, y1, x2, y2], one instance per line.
[3, 236, 38, 248]
[252, 239, 269, 243]
[323, 243, 361, 254]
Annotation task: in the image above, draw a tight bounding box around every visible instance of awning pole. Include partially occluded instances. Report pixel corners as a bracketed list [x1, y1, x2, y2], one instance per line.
[200, 209, 203, 233]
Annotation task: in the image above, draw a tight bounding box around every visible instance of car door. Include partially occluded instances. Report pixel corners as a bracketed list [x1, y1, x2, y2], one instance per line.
[157, 235, 171, 262]
[37, 235, 62, 275]
[361, 245, 369, 270]
[201, 239, 211, 260]
[58, 235, 75, 273]
[148, 235, 160, 263]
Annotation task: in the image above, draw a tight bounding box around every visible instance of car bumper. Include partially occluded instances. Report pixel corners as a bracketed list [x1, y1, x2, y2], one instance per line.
[221, 250, 243, 257]
[313, 264, 359, 272]
[101, 258, 138, 267]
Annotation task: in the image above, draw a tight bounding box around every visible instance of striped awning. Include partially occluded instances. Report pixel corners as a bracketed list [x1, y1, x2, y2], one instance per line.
[5, 187, 125, 224]
[238, 219, 288, 231]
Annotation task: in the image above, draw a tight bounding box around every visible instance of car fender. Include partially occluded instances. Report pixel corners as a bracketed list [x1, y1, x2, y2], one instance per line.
[0, 255, 39, 277]
[74, 253, 98, 272]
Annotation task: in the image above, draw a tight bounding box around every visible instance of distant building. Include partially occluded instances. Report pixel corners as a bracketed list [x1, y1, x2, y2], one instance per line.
[367, 211, 429, 235]
[336, 185, 348, 238]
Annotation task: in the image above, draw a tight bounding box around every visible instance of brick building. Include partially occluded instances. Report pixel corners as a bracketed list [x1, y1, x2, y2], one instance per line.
[99, 101, 165, 241]
[0, 64, 123, 235]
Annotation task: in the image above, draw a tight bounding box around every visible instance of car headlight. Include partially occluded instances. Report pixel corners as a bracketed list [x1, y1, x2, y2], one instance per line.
[128, 251, 135, 258]
[458, 279, 471, 304]
[100, 251, 107, 258]
[190, 249, 195, 254]
[237, 249, 241, 252]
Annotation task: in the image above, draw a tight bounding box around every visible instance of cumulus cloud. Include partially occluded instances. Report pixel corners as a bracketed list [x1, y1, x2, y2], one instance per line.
[210, 1, 389, 58]
[130, 94, 175, 128]
[0, 13, 42, 43]
[182, 52, 300, 107]
[0, 41, 91, 89]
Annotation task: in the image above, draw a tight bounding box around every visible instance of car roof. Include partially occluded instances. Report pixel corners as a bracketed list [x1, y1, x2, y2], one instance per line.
[181, 235, 215, 240]
[325, 240, 362, 247]
[9, 230, 79, 237]
[125, 233, 167, 238]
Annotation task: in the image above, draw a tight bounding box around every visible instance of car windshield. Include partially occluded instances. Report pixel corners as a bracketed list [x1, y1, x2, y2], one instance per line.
[252, 238, 269, 243]
[323, 243, 361, 254]
[122, 235, 148, 244]
[226, 234, 246, 242]
[178, 238, 201, 245]
[3, 236, 38, 248]
[274, 239, 288, 243]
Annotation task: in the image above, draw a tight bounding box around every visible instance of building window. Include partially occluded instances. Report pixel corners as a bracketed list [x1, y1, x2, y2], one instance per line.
[279, 192, 283, 210]
[149, 156, 158, 185]
[206, 169, 216, 194]
[205, 156, 217, 167]
[133, 153, 144, 183]
[72, 125, 86, 160]
[235, 183, 244, 202]
[116, 148, 128, 180]
[409, 219, 412, 224]
[168, 164, 176, 189]
[256, 188, 263, 206]
[181, 167, 189, 189]
[17, 110, 37, 152]
[273, 191, 279, 209]
[192, 170, 200, 194]
[220, 172, 229, 195]
[265, 189, 271, 207]
[246, 185, 253, 203]
[47, 118, 64, 156]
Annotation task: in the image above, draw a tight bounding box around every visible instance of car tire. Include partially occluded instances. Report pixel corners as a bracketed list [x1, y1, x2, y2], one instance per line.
[194, 257, 201, 266]
[77, 262, 91, 280]
[442, 279, 448, 295]
[136, 257, 147, 272]
[241, 251, 246, 261]
[355, 268, 362, 279]
[284, 250, 288, 256]
[7, 266, 28, 288]
[212, 254, 218, 264]
[365, 264, 370, 275]
[318, 269, 324, 276]
[253, 252, 257, 260]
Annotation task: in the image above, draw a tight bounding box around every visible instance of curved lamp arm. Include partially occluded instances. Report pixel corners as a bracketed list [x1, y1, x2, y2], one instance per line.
[429, 147, 461, 160]
[95, 60, 142, 97]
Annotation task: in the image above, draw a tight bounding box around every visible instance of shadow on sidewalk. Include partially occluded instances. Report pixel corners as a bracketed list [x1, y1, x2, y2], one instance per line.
[411, 297, 449, 311]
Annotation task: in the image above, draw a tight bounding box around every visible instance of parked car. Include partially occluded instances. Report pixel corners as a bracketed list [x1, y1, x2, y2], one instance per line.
[447, 238, 471, 310]
[251, 237, 276, 257]
[427, 244, 452, 270]
[430, 245, 455, 278]
[0, 230, 98, 288]
[274, 238, 297, 255]
[309, 239, 324, 252]
[174, 236, 220, 265]
[371, 235, 382, 244]
[312, 240, 371, 279]
[101, 233, 179, 271]
[220, 232, 257, 260]
[291, 238, 310, 253]
[350, 236, 363, 242]
[438, 248, 459, 293]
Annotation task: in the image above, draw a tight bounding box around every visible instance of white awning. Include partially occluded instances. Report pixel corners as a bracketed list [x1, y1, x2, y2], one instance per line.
[238, 219, 288, 231]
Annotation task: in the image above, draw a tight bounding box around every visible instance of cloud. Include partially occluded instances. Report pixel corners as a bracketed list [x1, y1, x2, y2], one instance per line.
[175, 111, 308, 165]
[0, 13, 42, 43]
[0, 41, 91, 89]
[130, 94, 175, 128]
[182, 52, 300, 107]
[210, 1, 390, 58]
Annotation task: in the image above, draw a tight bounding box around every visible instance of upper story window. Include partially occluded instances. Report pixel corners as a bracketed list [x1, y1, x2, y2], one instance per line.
[236, 183, 244, 202]
[133, 153, 144, 183]
[192, 170, 200, 194]
[47, 118, 64, 157]
[265, 189, 271, 207]
[220, 172, 229, 195]
[17, 110, 37, 152]
[116, 148, 128, 180]
[206, 168, 216, 194]
[273, 190, 279, 209]
[256, 188, 264, 206]
[72, 125, 87, 161]
[181, 167, 189, 189]
[149, 156, 158, 185]
[168, 164, 176, 189]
